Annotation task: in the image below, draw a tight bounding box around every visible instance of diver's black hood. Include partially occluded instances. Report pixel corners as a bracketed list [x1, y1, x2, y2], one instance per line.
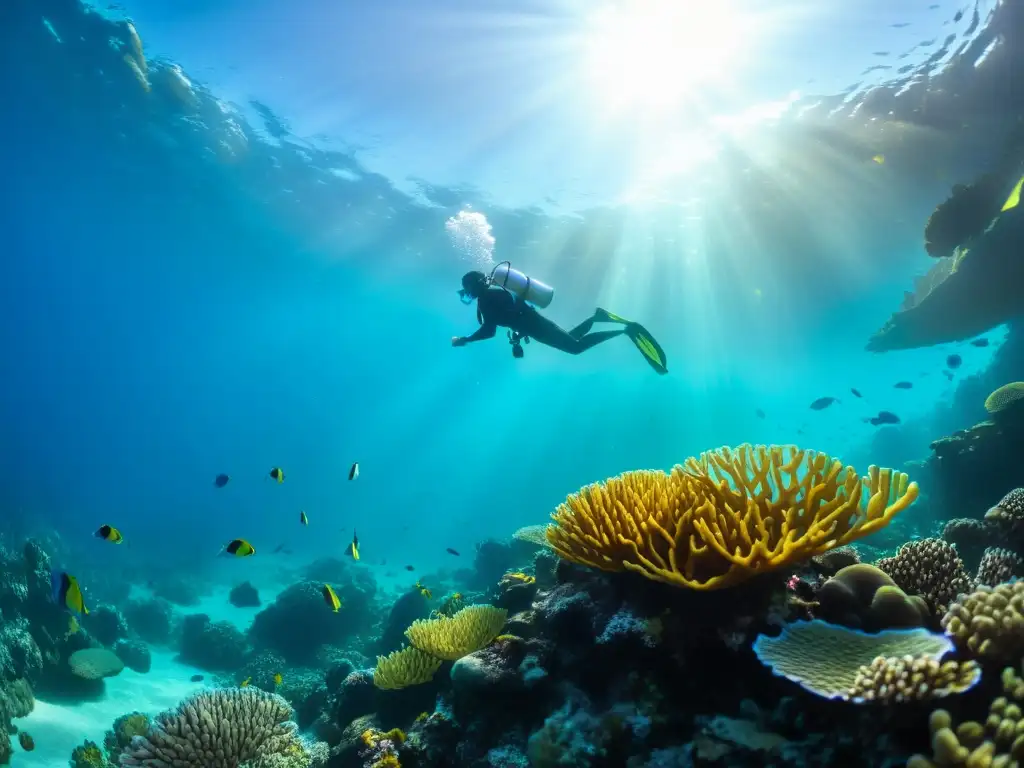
[461, 270, 488, 295]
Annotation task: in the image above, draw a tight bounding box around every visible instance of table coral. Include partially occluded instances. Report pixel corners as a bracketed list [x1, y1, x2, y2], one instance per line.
[753, 620, 956, 700]
[548, 444, 917, 590]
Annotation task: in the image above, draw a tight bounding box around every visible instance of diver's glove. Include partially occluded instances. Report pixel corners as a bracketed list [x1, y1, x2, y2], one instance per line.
[451, 336, 467, 347]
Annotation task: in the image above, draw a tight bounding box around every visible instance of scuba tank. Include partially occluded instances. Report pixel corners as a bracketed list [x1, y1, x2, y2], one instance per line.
[488, 261, 554, 309]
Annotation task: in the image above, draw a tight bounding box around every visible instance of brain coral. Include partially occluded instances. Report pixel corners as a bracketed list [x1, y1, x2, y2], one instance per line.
[118, 688, 311, 768]
[548, 444, 917, 591]
[816, 564, 930, 631]
[753, 620, 957, 701]
[874, 538, 974, 613]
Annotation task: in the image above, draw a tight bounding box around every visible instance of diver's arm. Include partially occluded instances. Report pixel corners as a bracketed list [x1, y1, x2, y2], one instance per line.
[455, 322, 497, 345]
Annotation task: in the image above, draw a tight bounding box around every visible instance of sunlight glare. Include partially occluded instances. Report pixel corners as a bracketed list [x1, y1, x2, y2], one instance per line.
[583, 0, 754, 113]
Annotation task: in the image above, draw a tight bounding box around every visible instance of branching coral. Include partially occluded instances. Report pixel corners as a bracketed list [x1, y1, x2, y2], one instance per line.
[847, 655, 980, 704]
[548, 444, 918, 591]
[907, 667, 1024, 767]
[942, 581, 1024, 662]
[975, 547, 1023, 587]
[874, 539, 974, 613]
[373, 646, 443, 691]
[753, 620, 957, 701]
[405, 605, 508, 661]
[118, 688, 313, 768]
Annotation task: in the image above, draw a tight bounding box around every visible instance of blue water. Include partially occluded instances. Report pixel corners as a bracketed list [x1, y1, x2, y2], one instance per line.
[0, 0, 1014, 663]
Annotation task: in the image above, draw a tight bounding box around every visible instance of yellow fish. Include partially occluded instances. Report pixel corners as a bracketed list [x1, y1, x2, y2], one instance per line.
[415, 581, 432, 600]
[224, 539, 256, 557]
[240, 677, 251, 688]
[51, 571, 88, 615]
[322, 584, 342, 612]
[94, 524, 124, 543]
[347, 530, 360, 561]
[872, 154, 885, 165]
[269, 467, 284, 483]
[273, 672, 283, 686]
[300, 511, 309, 526]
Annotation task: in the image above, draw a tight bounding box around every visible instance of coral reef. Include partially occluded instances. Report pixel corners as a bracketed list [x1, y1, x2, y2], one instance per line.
[374, 647, 443, 691]
[985, 486, 1024, 538]
[874, 538, 974, 613]
[83, 604, 128, 647]
[178, 613, 248, 671]
[547, 444, 917, 590]
[249, 581, 371, 664]
[113, 637, 152, 674]
[230, 580, 261, 608]
[942, 580, 1024, 662]
[123, 596, 175, 645]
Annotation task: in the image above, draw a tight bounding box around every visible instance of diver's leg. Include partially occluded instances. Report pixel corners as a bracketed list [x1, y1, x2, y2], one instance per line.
[528, 315, 625, 354]
[567, 315, 597, 340]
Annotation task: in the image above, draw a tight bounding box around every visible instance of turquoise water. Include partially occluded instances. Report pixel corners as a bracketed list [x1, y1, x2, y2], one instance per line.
[1, 0, 1021, 765]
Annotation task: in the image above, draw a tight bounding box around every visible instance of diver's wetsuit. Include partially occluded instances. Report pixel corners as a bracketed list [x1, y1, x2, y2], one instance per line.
[462, 287, 624, 354]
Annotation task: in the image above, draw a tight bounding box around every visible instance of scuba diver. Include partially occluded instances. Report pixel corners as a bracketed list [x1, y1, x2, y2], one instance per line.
[451, 262, 668, 375]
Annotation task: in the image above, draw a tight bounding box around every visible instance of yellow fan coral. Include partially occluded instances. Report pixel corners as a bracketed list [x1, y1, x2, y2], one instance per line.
[373, 647, 443, 691]
[547, 444, 918, 590]
[405, 605, 508, 661]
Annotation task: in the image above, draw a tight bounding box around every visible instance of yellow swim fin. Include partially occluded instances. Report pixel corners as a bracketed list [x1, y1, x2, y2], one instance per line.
[1001, 174, 1024, 213]
[625, 323, 668, 375]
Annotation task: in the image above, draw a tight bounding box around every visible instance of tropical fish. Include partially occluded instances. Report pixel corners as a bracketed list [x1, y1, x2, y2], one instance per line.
[850, 388, 862, 398]
[415, 581, 432, 600]
[872, 154, 885, 164]
[755, 408, 766, 419]
[190, 674, 204, 682]
[946, 354, 962, 369]
[51, 570, 88, 615]
[970, 338, 989, 347]
[273, 672, 283, 686]
[348, 462, 360, 481]
[809, 397, 838, 410]
[94, 524, 124, 543]
[446, 547, 460, 556]
[240, 677, 251, 688]
[18, 732, 34, 752]
[322, 583, 342, 612]
[893, 381, 913, 389]
[269, 467, 284, 483]
[300, 511, 309, 526]
[347, 530, 360, 561]
[224, 539, 256, 557]
[866, 411, 901, 426]
[214, 473, 230, 488]
[404, 565, 415, 571]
